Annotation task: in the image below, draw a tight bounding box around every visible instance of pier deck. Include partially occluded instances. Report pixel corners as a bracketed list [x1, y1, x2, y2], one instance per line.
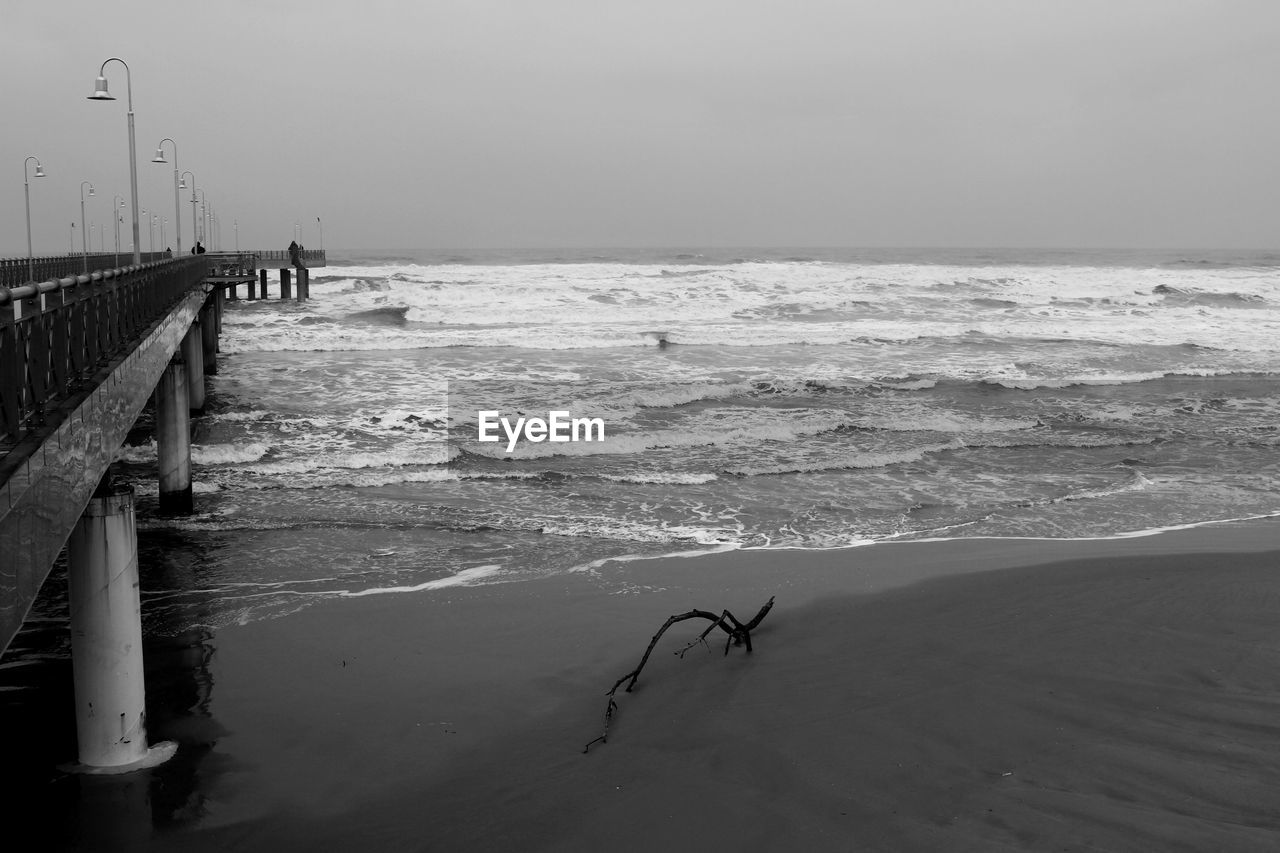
[0, 250, 325, 653]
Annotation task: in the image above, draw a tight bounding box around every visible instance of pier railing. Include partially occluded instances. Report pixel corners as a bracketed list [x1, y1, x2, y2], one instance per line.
[0, 253, 172, 290]
[255, 248, 325, 267]
[201, 251, 260, 278]
[0, 257, 208, 445]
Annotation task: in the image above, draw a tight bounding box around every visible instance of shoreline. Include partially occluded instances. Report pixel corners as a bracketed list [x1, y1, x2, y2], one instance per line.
[15, 518, 1280, 851]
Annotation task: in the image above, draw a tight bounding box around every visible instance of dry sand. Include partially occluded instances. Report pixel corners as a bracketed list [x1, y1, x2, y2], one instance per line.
[62, 523, 1280, 851]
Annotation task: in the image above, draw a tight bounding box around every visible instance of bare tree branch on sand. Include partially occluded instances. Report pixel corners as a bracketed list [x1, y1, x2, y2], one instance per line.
[583, 596, 776, 753]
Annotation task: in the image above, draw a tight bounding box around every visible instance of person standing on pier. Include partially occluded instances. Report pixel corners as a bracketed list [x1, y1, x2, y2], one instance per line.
[288, 240, 302, 269]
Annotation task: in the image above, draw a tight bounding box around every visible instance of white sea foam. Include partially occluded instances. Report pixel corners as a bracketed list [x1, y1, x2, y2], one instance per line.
[341, 564, 505, 596]
[598, 472, 719, 485]
[217, 259, 1280, 355]
[193, 443, 271, 465]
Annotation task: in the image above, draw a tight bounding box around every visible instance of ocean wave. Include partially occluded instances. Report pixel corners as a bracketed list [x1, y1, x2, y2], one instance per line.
[194, 443, 272, 465]
[977, 368, 1273, 390]
[597, 472, 719, 485]
[1020, 471, 1155, 507]
[853, 412, 1040, 433]
[116, 441, 272, 466]
[227, 447, 457, 476]
[726, 443, 959, 476]
[874, 378, 938, 391]
[1153, 284, 1267, 306]
[603, 382, 755, 410]
[723, 431, 1153, 477]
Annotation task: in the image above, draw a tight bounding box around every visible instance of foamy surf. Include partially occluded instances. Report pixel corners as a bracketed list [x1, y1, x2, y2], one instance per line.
[341, 564, 505, 596]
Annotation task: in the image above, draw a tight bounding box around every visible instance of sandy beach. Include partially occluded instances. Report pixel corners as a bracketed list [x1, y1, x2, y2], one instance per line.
[15, 521, 1257, 852]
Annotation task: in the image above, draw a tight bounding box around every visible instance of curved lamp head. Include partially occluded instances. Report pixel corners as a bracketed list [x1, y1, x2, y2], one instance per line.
[178, 177, 187, 189]
[151, 147, 168, 163]
[88, 186, 95, 196]
[34, 164, 46, 178]
[88, 76, 115, 100]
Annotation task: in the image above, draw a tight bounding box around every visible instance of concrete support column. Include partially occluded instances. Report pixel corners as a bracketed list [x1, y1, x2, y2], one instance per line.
[181, 323, 206, 413]
[227, 283, 238, 301]
[280, 268, 291, 299]
[245, 277, 255, 300]
[214, 288, 224, 351]
[297, 268, 309, 301]
[66, 481, 177, 774]
[156, 360, 192, 515]
[259, 268, 268, 299]
[200, 301, 218, 376]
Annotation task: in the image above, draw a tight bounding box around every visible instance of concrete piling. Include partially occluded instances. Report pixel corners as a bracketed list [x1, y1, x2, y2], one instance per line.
[156, 360, 192, 515]
[65, 480, 178, 773]
[200, 301, 218, 376]
[181, 322, 205, 413]
[280, 268, 291, 299]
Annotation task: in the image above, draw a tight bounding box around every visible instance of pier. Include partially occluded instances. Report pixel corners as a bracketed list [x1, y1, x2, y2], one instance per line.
[0, 249, 323, 771]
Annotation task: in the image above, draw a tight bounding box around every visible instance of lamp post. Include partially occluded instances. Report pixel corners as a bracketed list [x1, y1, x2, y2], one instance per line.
[23, 156, 46, 283]
[234, 219, 239, 252]
[161, 217, 167, 251]
[142, 208, 153, 254]
[179, 171, 198, 249]
[151, 138, 182, 255]
[150, 214, 158, 255]
[112, 194, 126, 267]
[317, 216, 323, 251]
[88, 58, 141, 265]
[70, 222, 76, 255]
[194, 189, 207, 248]
[79, 181, 95, 272]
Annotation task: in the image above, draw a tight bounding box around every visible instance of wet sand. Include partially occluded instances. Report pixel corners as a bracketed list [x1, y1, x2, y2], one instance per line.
[28, 523, 1280, 851]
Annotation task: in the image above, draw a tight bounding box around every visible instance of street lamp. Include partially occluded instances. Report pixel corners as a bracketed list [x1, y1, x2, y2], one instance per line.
[317, 216, 323, 251]
[70, 222, 76, 255]
[79, 181, 95, 272]
[151, 138, 182, 255]
[142, 208, 152, 254]
[161, 217, 167, 251]
[23, 156, 46, 283]
[88, 57, 141, 265]
[112, 194, 126, 267]
[194, 189, 207, 248]
[234, 219, 239, 252]
[180, 172, 198, 249]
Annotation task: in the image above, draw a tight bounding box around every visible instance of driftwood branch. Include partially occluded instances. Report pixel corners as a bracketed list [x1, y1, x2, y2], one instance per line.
[583, 596, 775, 752]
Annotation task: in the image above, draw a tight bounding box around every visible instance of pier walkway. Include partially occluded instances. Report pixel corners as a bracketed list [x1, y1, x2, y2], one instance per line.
[0, 249, 326, 655]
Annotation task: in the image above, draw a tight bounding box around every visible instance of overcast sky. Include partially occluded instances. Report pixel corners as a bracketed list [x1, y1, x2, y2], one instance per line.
[3, 0, 1279, 253]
